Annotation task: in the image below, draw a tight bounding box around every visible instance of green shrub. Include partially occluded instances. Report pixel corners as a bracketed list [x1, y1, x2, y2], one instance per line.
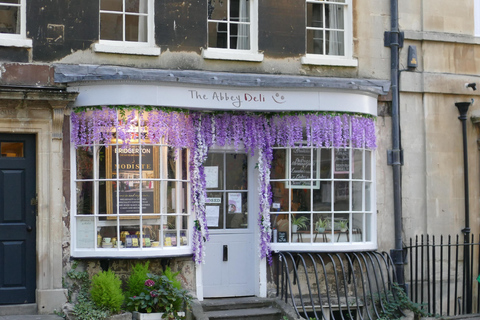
[90, 270, 125, 313]
[125, 261, 150, 302]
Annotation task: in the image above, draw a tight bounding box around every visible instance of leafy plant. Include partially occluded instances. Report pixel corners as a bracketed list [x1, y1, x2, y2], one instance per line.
[65, 262, 112, 320]
[374, 283, 431, 320]
[125, 261, 151, 300]
[291, 215, 309, 230]
[90, 270, 125, 314]
[126, 271, 192, 319]
[338, 219, 348, 230]
[315, 218, 328, 230]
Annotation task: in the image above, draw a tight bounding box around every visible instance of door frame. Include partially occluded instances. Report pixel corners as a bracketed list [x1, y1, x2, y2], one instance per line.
[195, 149, 267, 300]
[0, 99, 72, 313]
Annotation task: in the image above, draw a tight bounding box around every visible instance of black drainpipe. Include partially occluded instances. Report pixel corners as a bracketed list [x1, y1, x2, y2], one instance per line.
[385, 0, 405, 288]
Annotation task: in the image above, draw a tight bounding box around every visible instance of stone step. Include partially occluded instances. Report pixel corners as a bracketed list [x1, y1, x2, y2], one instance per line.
[204, 306, 282, 320]
[201, 297, 275, 312]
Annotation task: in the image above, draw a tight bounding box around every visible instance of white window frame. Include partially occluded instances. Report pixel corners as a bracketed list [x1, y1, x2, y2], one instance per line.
[203, 0, 264, 62]
[301, 0, 357, 67]
[269, 146, 377, 252]
[94, 0, 160, 56]
[0, 0, 32, 48]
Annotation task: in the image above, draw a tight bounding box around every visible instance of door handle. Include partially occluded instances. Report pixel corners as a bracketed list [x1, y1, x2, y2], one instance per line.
[223, 245, 228, 261]
[26, 226, 33, 232]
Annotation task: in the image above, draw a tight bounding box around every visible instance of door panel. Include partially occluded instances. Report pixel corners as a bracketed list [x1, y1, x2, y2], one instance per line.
[202, 151, 255, 298]
[0, 134, 36, 305]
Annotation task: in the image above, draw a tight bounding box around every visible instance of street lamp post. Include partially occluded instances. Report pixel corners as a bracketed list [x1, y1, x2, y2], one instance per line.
[455, 101, 471, 314]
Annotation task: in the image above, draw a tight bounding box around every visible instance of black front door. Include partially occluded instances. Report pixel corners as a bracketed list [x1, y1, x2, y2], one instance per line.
[0, 134, 36, 304]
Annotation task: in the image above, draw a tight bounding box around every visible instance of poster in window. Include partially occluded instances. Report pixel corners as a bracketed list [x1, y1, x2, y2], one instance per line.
[287, 148, 320, 189]
[107, 146, 159, 218]
[228, 193, 242, 214]
[334, 149, 350, 174]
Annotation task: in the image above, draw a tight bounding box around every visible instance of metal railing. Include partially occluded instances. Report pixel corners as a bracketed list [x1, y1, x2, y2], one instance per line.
[274, 251, 400, 320]
[404, 234, 480, 316]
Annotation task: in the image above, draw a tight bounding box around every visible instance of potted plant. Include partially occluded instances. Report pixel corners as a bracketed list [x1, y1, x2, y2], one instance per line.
[291, 215, 309, 233]
[338, 220, 348, 232]
[127, 267, 192, 320]
[315, 218, 328, 233]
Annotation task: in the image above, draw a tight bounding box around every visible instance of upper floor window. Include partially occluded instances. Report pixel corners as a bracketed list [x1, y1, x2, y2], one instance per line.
[203, 0, 263, 61]
[0, 0, 31, 48]
[94, 0, 160, 56]
[302, 0, 357, 67]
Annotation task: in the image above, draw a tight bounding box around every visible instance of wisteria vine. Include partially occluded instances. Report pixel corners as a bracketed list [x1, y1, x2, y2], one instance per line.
[71, 107, 377, 264]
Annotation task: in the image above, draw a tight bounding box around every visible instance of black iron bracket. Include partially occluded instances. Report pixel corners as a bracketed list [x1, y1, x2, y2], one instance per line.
[384, 31, 404, 48]
[387, 149, 404, 166]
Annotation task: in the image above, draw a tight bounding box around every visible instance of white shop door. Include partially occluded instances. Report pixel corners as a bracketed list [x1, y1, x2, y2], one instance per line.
[202, 150, 255, 297]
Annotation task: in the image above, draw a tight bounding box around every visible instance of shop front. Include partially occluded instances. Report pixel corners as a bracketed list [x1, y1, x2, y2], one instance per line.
[56, 64, 389, 300]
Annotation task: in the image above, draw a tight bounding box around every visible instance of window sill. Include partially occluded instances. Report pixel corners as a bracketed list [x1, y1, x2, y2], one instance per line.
[0, 37, 32, 48]
[71, 247, 192, 259]
[94, 42, 161, 56]
[202, 48, 264, 62]
[301, 55, 358, 67]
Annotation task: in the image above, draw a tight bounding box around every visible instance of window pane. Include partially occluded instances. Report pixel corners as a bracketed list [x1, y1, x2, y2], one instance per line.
[326, 30, 344, 55]
[271, 149, 286, 179]
[167, 181, 176, 213]
[125, 15, 140, 41]
[100, 13, 123, 40]
[1, 142, 23, 157]
[205, 153, 224, 190]
[307, 3, 323, 28]
[101, 0, 123, 11]
[352, 213, 363, 242]
[76, 147, 93, 179]
[352, 181, 362, 211]
[315, 181, 332, 211]
[206, 192, 223, 229]
[226, 192, 247, 229]
[225, 153, 247, 190]
[126, 0, 148, 13]
[166, 147, 177, 179]
[208, 0, 227, 20]
[0, 0, 20, 4]
[0, 6, 19, 34]
[334, 181, 349, 211]
[365, 182, 371, 211]
[230, 23, 250, 49]
[325, 4, 344, 29]
[307, 29, 324, 54]
[77, 181, 93, 214]
[365, 150, 372, 180]
[320, 149, 331, 178]
[353, 149, 363, 180]
[230, 0, 250, 22]
[208, 22, 228, 48]
[292, 188, 311, 211]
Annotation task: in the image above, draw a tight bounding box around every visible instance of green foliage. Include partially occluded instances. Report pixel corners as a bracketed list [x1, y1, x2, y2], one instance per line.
[73, 294, 110, 320]
[126, 271, 192, 319]
[125, 261, 151, 300]
[65, 261, 90, 303]
[90, 270, 125, 314]
[374, 283, 431, 320]
[292, 215, 309, 230]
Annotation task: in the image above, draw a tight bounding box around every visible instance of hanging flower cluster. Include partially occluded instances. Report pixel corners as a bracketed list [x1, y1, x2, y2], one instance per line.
[71, 107, 377, 264]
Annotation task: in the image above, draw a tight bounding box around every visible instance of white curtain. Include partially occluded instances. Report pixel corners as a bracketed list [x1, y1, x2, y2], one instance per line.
[328, 4, 344, 55]
[236, 0, 249, 49]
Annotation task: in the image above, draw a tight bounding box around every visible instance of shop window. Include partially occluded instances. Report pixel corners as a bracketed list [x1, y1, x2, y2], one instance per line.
[94, 0, 160, 55]
[203, 0, 263, 61]
[301, 0, 357, 67]
[0, 0, 32, 48]
[270, 146, 374, 249]
[72, 112, 190, 258]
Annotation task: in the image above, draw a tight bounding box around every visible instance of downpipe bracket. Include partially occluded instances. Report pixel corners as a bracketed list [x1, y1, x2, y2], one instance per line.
[387, 149, 404, 166]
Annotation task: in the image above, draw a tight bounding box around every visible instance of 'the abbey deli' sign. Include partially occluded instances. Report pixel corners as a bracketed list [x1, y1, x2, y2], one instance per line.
[187, 89, 287, 109]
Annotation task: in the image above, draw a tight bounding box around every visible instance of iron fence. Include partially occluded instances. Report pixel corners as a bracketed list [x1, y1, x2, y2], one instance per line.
[274, 251, 401, 320]
[404, 234, 480, 316]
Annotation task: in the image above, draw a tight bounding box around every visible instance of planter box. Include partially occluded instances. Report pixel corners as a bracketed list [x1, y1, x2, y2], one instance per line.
[132, 311, 185, 320]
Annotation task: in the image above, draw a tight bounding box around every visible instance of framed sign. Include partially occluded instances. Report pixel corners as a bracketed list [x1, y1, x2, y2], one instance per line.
[106, 145, 160, 218]
[277, 231, 288, 243]
[287, 148, 320, 189]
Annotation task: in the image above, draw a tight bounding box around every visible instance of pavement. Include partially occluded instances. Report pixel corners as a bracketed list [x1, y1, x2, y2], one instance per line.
[0, 316, 63, 320]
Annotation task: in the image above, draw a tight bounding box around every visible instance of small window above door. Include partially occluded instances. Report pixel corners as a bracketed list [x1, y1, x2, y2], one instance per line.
[1, 142, 24, 157]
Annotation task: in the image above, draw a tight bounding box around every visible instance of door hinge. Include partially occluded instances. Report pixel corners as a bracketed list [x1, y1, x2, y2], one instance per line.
[31, 195, 38, 215]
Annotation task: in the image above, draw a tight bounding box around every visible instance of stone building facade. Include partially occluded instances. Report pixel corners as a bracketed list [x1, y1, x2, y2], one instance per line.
[0, 0, 478, 315]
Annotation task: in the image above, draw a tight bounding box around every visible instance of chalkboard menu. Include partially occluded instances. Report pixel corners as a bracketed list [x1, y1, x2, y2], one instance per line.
[334, 149, 350, 173]
[288, 148, 319, 189]
[277, 231, 288, 243]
